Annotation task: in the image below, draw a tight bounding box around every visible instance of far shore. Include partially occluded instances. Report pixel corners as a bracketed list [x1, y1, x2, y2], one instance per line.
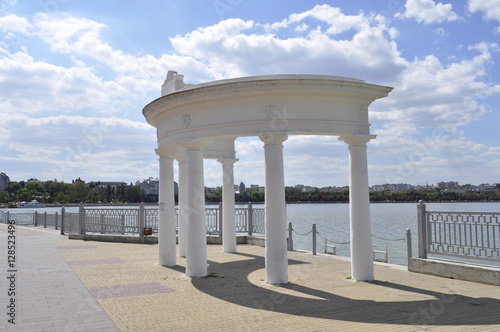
[2, 200, 499, 209]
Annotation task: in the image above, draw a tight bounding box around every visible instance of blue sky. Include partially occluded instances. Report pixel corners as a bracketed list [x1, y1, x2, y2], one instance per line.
[0, 0, 499, 188]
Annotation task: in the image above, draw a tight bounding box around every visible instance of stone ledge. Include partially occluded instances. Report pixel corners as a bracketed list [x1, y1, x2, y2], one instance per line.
[68, 233, 266, 246]
[409, 257, 500, 286]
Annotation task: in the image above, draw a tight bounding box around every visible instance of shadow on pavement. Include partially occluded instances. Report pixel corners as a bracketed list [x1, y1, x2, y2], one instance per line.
[185, 252, 500, 327]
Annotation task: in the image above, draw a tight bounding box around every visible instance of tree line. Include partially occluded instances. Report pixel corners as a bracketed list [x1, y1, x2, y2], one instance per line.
[212, 187, 500, 203]
[1, 180, 499, 205]
[0, 180, 153, 204]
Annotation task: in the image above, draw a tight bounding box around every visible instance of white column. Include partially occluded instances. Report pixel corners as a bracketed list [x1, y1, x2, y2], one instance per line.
[182, 140, 207, 278]
[259, 134, 288, 284]
[177, 155, 187, 258]
[217, 158, 239, 253]
[156, 151, 177, 267]
[339, 134, 376, 281]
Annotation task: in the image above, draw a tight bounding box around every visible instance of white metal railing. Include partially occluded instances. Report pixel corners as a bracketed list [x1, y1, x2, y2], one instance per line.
[0, 211, 35, 225]
[417, 202, 500, 262]
[1, 203, 266, 237]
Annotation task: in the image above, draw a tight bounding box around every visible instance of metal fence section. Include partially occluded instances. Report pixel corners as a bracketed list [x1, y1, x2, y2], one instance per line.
[0, 211, 35, 225]
[64, 212, 80, 234]
[235, 207, 248, 232]
[145, 208, 159, 232]
[1, 203, 267, 237]
[251, 207, 265, 234]
[205, 207, 221, 235]
[84, 208, 140, 235]
[417, 202, 500, 262]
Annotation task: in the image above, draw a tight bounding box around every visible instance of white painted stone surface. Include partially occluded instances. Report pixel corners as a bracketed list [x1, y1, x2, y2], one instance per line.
[144, 73, 393, 281]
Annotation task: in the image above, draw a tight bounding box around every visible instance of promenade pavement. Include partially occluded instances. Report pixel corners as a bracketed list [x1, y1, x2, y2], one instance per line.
[1, 224, 499, 331]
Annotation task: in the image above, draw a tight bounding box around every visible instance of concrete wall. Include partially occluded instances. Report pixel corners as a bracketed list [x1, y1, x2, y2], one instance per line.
[409, 258, 500, 286]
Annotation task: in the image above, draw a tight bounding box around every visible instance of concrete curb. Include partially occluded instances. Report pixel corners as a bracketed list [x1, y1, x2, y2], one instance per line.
[409, 257, 500, 286]
[68, 233, 266, 246]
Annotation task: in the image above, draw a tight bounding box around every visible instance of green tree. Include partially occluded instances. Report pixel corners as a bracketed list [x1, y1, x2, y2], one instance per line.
[26, 182, 44, 194]
[127, 185, 143, 203]
[7, 181, 21, 194]
[85, 192, 99, 203]
[0, 190, 10, 203]
[17, 188, 33, 202]
[54, 192, 67, 203]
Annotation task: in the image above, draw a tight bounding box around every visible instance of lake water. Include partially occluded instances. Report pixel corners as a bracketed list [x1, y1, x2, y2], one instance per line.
[4, 202, 500, 267]
[287, 202, 500, 267]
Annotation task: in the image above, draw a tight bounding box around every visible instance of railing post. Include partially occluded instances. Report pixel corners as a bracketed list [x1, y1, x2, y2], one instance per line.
[247, 202, 253, 236]
[55, 212, 58, 230]
[100, 214, 105, 234]
[288, 221, 293, 251]
[44, 211, 47, 228]
[79, 203, 85, 235]
[406, 228, 412, 268]
[34, 211, 38, 227]
[60, 207, 65, 235]
[417, 201, 427, 258]
[384, 244, 388, 263]
[121, 215, 125, 235]
[218, 202, 223, 238]
[312, 223, 317, 255]
[6, 211, 9, 224]
[139, 202, 145, 238]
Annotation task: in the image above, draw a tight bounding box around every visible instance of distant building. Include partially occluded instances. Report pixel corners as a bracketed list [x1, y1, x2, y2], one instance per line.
[0, 172, 9, 191]
[437, 181, 459, 190]
[139, 177, 159, 196]
[139, 177, 178, 196]
[478, 183, 495, 191]
[370, 183, 414, 192]
[72, 177, 85, 184]
[239, 182, 245, 194]
[414, 184, 436, 191]
[94, 181, 128, 194]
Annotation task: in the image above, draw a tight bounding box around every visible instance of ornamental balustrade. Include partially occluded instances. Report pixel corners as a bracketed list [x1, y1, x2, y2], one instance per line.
[1, 203, 266, 237]
[0, 211, 35, 225]
[417, 202, 500, 263]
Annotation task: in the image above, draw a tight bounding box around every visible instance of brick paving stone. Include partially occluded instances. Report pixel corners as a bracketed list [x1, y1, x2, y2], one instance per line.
[2, 223, 500, 331]
[68, 258, 125, 266]
[89, 282, 175, 299]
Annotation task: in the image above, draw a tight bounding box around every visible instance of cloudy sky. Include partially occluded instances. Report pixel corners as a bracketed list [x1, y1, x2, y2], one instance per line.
[0, 0, 499, 188]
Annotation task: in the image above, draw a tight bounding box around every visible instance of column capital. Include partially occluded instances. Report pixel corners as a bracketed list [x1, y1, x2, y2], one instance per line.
[177, 138, 210, 151]
[259, 133, 288, 145]
[216, 157, 239, 166]
[338, 134, 376, 146]
[175, 154, 186, 164]
[155, 144, 176, 157]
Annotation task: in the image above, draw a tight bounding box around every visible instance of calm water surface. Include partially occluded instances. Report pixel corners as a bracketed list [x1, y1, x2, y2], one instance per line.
[287, 202, 500, 266]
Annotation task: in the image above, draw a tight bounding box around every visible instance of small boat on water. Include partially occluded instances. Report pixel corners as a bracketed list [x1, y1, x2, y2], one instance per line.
[18, 200, 45, 208]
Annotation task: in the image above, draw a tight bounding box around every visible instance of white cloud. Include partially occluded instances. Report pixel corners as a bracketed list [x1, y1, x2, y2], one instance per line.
[396, 0, 460, 24]
[0, 13, 32, 34]
[468, 0, 500, 32]
[0, 50, 123, 116]
[372, 42, 500, 129]
[468, 0, 500, 21]
[170, 6, 407, 84]
[0, 114, 157, 182]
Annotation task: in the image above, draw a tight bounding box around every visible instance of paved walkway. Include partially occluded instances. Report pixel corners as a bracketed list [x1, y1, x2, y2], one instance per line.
[1, 224, 499, 331]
